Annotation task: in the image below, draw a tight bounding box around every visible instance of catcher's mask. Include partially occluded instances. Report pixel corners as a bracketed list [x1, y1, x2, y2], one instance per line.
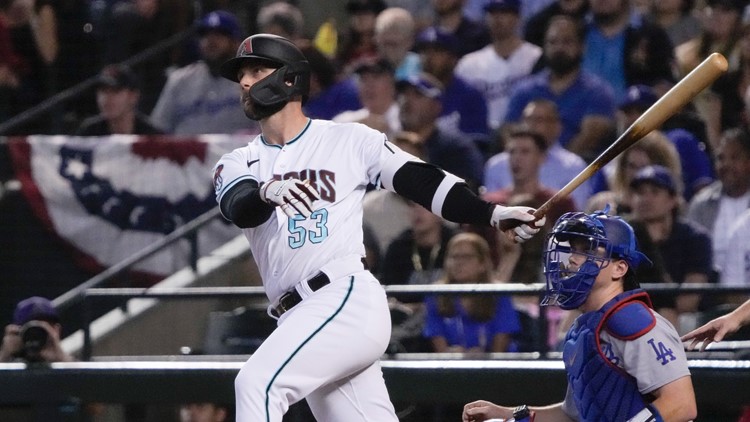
[541, 207, 651, 310]
[219, 33, 310, 120]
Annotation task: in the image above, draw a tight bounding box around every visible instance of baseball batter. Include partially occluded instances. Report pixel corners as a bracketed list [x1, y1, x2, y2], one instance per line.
[462, 209, 697, 422]
[211, 34, 545, 422]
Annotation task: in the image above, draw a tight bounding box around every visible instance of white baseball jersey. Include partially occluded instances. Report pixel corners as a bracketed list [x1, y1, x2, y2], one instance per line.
[213, 118, 412, 303]
[215, 118, 418, 422]
[455, 42, 542, 129]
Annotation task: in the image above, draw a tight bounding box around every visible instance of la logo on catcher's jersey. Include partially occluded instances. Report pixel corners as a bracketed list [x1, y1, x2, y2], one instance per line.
[647, 338, 676, 365]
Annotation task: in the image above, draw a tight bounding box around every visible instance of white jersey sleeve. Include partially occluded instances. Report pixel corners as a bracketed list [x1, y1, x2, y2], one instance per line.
[374, 135, 464, 218]
[213, 139, 261, 220]
[212, 120, 427, 302]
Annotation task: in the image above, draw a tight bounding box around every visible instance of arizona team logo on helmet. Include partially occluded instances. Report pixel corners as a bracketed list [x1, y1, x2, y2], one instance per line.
[219, 34, 311, 120]
[541, 207, 651, 310]
[238, 38, 253, 56]
[220, 34, 310, 82]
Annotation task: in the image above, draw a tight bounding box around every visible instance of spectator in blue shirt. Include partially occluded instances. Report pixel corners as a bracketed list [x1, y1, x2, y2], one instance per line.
[503, 14, 616, 161]
[415, 26, 491, 155]
[583, 0, 675, 99]
[423, 232, 521, 353]
[302, 44, 362, 120]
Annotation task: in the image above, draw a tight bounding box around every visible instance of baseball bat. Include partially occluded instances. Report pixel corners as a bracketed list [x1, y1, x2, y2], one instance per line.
[500, 52, 728, 231]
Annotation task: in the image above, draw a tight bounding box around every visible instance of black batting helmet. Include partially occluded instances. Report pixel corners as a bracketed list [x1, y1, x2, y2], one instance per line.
[219, 34, 310, 119]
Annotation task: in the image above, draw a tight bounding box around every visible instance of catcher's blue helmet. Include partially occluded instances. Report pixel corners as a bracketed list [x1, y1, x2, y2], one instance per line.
[541, 207, 651, 310]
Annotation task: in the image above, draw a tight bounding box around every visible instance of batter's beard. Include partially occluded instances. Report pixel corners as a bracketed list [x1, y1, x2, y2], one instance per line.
[242, 95, 260, 120]
[242, 94, 284, 120]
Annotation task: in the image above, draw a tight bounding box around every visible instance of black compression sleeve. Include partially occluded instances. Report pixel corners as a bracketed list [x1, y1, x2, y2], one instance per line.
[219, 179, 275, 228]
[441, 184, 495, 226]
[391, 162, 494, 226]
[391, 161, 444, 205]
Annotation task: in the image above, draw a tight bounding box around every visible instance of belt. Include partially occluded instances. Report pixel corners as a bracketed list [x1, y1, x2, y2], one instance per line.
[272, 272, 331, 317]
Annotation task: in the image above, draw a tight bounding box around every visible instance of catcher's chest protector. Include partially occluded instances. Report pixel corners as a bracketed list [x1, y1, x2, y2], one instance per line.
[562, 290, 662, 422]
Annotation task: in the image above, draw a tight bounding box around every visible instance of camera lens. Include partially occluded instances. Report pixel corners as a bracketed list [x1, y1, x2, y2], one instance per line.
[20, 321, 49, 361]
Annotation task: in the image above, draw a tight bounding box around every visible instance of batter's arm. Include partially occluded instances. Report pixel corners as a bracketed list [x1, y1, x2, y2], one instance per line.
[384, 159, 494, 225]
[219, 179, 275, 228]
[377, 138, 541, 242]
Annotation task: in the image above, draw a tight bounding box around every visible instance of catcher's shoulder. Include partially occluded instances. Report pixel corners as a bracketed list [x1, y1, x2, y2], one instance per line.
[604, 301, 656, 340]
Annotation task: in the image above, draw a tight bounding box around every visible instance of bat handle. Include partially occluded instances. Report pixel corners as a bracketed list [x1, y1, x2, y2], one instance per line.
[497, 208, 546, 232]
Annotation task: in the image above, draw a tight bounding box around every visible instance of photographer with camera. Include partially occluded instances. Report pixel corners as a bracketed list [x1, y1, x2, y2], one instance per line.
[0, 297, 107, 421]
[0, 296, 73, 363]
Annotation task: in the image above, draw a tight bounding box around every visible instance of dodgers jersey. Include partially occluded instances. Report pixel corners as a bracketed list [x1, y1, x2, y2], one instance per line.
[561, 311, 690, 420]
[213, 119, 409, 302]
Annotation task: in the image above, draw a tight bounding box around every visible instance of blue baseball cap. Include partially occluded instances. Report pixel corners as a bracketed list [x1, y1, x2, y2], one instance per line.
[630, 165, 677, 195]
[618, 84, 658, 110]
[13, 296, 59, 325]
[396, 72, 444, 100]
[197, 10, 243, 40]
[415, 27, 461, 55]
[484, 0, 521, 13]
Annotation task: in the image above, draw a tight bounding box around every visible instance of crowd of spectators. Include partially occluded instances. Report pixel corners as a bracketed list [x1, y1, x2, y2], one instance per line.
[3, 0, 750, 363]
[2, 3, 750, 421]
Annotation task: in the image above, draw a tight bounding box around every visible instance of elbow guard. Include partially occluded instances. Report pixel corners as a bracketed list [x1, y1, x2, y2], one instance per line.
[219, 180, 274, 228]
[390, 161, 451, 213]
[390, 162, 493, 225]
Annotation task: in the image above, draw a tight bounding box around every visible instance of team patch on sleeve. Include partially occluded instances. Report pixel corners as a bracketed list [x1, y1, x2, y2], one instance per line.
[213, 164, 224, 192]
[604, 302, 656, 340]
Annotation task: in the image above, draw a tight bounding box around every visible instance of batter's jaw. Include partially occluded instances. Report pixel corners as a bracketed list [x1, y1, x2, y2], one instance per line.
[241, 94, 257, 120]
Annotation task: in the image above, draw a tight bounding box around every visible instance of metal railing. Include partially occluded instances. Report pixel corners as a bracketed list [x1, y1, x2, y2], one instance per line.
[0, 358, 749, 410]
[51, 207, 222, 336]
[78, 282, 750, 360]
